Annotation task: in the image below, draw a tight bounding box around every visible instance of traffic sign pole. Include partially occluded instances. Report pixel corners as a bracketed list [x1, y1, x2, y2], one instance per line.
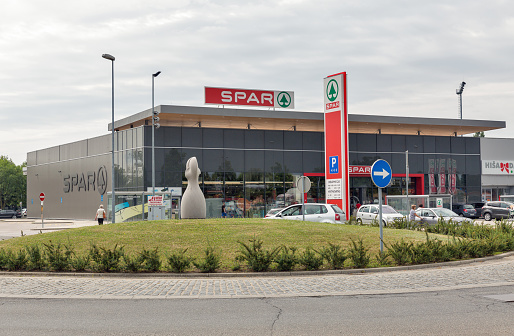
[371, 160, 392, 253]
[39, 193, 45, 229]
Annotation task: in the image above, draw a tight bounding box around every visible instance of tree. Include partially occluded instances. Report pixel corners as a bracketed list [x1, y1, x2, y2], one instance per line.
[473, 131, 485, 137]
[0, 156, 26, 209]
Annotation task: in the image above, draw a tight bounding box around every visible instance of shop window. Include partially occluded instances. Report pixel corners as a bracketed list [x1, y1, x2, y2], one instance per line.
[377, 135, 391, 152]
[224, 150, 244, 172]
[423, 136, 436, 153]
[303, 132, 323, 151]
[265, 151, 284, 173]
[284, 151, 302, 174]
[224, 129, 245, 149]
[182, 127, 202, 147]
[245, 130, 264, 149]
[391, 135, 406, 152]
[357, 134, 377, 152]
[284, 131, 302, 150]
[303, 151, 323, 174]
[203, 149, 224, 172]
[203, 129, 223, 148]
[265, 130, 284, 149]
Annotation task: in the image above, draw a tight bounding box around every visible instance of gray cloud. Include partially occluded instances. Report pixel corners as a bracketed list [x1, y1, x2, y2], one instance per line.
[1, 0, 513, 164]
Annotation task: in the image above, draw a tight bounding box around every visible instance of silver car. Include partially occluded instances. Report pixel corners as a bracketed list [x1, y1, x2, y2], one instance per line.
[414, 207, 473, 225]
[356, 204, 404, 226]
[264, 203, 345, 224]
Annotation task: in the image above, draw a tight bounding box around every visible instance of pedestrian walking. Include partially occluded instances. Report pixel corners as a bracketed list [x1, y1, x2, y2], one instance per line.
[95, 204, 106, 225]
[409, 204, 421, 222]
[221, 202, 227, 218]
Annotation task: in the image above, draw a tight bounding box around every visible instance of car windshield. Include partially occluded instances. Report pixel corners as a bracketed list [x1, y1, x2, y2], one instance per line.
[433, 208, 458, 217]
[382, 206, 399, 214]
[463, 205, 474, 209]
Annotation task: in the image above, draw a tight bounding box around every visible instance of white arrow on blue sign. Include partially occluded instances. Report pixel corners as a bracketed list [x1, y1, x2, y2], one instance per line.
[371, 159, 392, 188]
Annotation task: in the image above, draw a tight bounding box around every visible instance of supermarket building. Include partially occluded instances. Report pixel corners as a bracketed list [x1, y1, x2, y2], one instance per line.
[26, 104, 508, 221]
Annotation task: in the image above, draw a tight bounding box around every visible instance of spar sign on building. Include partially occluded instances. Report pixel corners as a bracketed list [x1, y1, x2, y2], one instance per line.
[324, 72, 350, 221]
[205, 87, 294, 109]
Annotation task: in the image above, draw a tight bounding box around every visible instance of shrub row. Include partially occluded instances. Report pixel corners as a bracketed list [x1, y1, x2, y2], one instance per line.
[0, 239, 373, 273]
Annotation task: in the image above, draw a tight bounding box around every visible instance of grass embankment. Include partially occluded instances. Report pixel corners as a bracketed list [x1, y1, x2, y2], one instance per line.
[0, 218, 446, 271]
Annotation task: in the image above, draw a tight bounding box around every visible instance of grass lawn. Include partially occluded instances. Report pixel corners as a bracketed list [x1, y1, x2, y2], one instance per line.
[0, 218, 448, 271]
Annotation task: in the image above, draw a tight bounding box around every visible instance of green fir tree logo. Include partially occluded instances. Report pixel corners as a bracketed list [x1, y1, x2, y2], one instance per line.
[326, 79, 339, 102]
[277, 92, 292, 108]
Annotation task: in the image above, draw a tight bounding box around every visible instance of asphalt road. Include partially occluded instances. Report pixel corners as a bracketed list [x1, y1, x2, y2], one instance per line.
[1, 285, 513, 335]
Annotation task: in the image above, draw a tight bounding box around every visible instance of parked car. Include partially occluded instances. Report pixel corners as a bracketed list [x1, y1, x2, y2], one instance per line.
[470, 202, 485, 218]
[414, 207, 472, 225]
[264, 203, 344, 224]
[264, 208, 283, 218]
[0, 209, 22, 219]
[481, 201, 514, 221]
[21, 208, 27, 217]
[451, 204, 478, 218]
[355, 204, 404, 226]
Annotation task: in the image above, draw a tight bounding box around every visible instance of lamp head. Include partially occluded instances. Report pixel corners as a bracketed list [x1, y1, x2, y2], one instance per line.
[102, 54, 115, 61]
[153, 71, 161, 77]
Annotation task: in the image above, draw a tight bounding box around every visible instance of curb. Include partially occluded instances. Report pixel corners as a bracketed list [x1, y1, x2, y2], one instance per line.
[1, 250, 513, 279]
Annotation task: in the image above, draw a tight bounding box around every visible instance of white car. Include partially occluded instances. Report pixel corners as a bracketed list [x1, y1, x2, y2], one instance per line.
[264, 208, 283, 218]
[264, 203, 345, 224]
[356, 204, 404, 226]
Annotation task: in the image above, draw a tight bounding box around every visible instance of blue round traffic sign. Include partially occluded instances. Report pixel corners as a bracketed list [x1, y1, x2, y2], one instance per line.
[371, 159, 392, 188]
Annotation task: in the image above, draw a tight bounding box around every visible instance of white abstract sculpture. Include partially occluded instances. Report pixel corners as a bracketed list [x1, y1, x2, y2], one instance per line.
[180, 157, 206, 219]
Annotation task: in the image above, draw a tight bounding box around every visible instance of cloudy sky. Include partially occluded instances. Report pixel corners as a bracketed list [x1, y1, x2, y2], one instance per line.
[1, 0, 513, 165]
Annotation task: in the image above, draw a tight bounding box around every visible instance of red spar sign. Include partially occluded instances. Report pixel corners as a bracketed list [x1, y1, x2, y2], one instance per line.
[205, 87, 294, 109]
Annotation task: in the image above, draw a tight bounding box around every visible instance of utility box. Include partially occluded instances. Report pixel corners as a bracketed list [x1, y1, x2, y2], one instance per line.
[148, 206, 166, 220]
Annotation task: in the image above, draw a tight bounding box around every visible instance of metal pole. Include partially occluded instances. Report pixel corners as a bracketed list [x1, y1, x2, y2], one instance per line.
[152, 75, 155, 198]
[110, 59, 115, 224]
[406, 150, 409, 213]
[379, 187, 383, 253]
[302, 177, 305, 222]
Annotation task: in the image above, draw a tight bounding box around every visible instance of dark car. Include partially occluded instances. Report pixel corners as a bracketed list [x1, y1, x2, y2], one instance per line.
[470, 202, 485, 217]
[481, 201, 514, 221]
[452, 204, 478, 218]
[0, 209, 22, 219]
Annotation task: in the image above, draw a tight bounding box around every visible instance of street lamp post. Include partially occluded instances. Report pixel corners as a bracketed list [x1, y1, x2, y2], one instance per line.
[151, 71, 161, 201]
[406, 150, 409, 212]
[456, 81, 466, 119]
[102, 53, 116, 224]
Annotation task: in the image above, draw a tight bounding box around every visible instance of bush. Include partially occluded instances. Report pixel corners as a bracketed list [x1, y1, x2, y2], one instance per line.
[138, 248, 161, 272]
[5, 249, 28, 271]
[274, 246, 297, 272]
[298, 247, 323, 271]
[71, 254, 90, 272]
[237, 238, 280, 272]
[318, 243, 346, 269]
[44, 241, 73, 271]
[25, 244, 45, 270]
[167, 248, 194, 273]
[193, 246, 221, 273]
[89, 244, 124, 272]
[348, 239, 370, 268]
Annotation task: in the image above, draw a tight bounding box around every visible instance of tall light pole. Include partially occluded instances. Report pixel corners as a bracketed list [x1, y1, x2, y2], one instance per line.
[102, 53, 116, 224]
[405, 150, 409, 212]
[151, 71, 161, 202]
[456, 81, 466, 119]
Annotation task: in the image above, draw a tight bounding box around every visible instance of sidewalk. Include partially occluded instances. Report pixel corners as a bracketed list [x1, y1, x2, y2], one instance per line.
[0, 218, 98, 240]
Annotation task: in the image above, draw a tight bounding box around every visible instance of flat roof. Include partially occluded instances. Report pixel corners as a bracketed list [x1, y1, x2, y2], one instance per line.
[111, 105, 506, 136]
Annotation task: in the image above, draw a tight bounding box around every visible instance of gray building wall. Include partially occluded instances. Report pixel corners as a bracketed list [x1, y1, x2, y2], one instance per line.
[480, 137, 514, 194]
[27, 135, 111, 219]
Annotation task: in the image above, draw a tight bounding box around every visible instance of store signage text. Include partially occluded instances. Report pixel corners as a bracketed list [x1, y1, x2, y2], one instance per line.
[204, 87, 294, 109]
[63, 166, 108, 195]
[349, 165, 371, 175]
[483, 160, 514, 174]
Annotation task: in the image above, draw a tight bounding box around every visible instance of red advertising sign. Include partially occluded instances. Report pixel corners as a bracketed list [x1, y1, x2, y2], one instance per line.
[349, 165, 371, 175]
[205, 87, 294, 109]
[324, 72, 349, 221]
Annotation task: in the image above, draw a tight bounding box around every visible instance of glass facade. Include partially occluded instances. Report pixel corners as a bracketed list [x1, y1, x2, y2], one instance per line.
[112, 126, 481, 218]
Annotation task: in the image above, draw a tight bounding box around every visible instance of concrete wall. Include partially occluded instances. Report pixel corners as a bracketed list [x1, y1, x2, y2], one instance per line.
[26, 135, 111, 219]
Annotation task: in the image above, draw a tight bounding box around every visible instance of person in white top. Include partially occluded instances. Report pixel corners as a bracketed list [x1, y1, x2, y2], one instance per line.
[95, 204, 106, 225]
